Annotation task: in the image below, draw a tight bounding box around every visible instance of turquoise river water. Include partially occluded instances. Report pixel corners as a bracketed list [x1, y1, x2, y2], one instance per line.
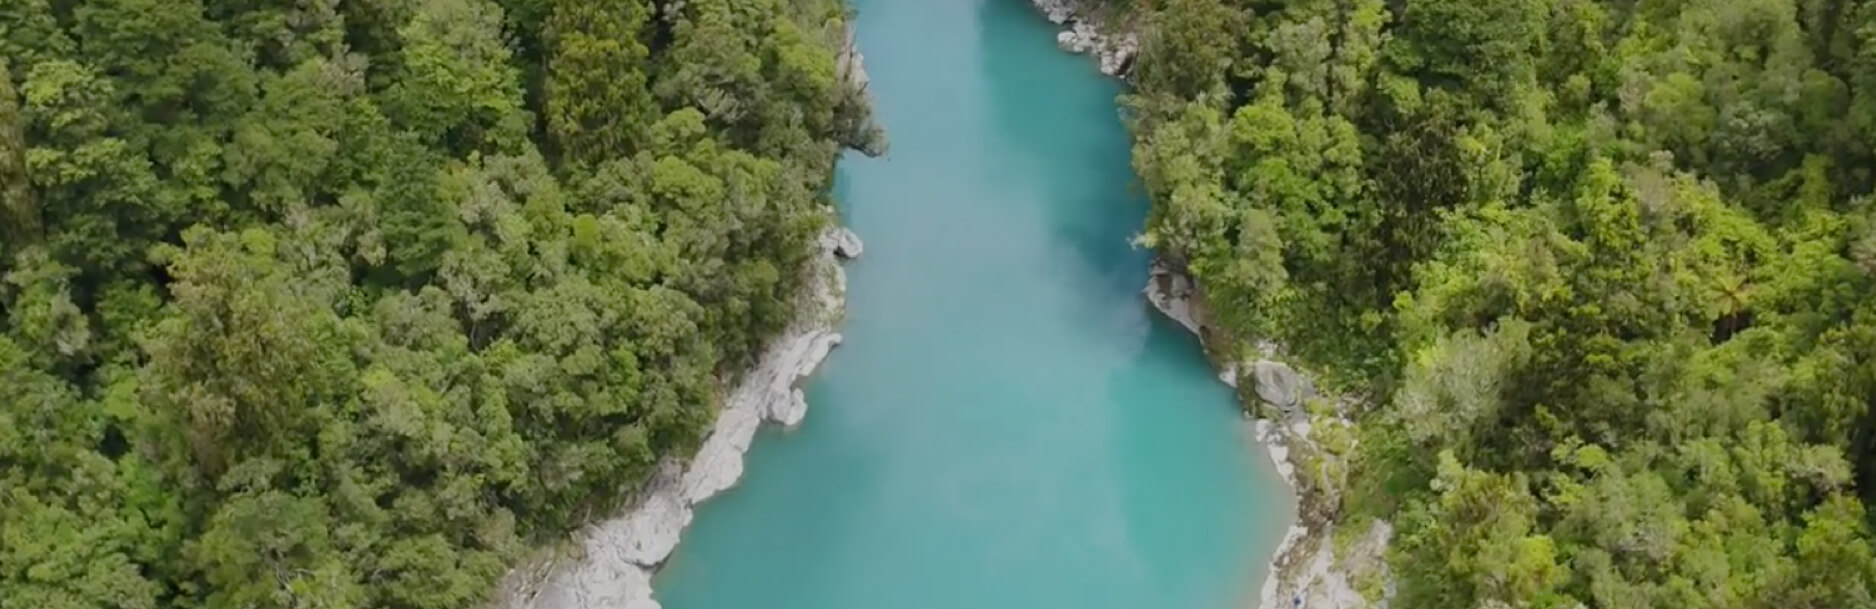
[654, 1, 1292, 607]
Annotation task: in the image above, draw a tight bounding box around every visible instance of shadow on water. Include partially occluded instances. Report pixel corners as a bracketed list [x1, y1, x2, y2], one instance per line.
[973, 0, 1153, 302]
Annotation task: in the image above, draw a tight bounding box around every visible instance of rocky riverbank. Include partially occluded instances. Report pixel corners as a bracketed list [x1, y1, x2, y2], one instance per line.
[496, 226, 864, 609]
[496, 16, 883, 607]
[1030, 0, 1139, 77]
[1143, 260, 1393, 609]
[1037, 0, 1398, 602]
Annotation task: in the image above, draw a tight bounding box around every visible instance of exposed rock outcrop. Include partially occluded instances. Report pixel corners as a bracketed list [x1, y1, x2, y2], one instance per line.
[1261, 516, 1394, 609]
[1250, 360, 1313, 416]
[1030, 0, 1139, 78]
[498, 226, 862, 609]
[1146, 261, 1202, 336]
[822, 226, 864, 260]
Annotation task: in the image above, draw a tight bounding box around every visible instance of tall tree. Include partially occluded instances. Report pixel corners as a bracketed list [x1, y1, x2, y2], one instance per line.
[544, 0, 658, 165]
[0, 61, 38, 248]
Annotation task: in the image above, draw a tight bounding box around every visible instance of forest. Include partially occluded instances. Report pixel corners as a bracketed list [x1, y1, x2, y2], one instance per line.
[0, 0, 878, 607]
[1123, 0, 1876, 606]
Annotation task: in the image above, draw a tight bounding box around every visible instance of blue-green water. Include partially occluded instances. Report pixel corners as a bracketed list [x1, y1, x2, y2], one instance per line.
[653, 1, 1291, 607]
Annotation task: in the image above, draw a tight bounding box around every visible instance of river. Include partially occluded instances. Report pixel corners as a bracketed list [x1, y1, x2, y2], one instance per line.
[651, 1, 1292, 607]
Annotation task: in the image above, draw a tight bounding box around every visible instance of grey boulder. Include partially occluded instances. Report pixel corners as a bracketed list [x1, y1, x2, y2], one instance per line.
[1251, 360, 1314, 414]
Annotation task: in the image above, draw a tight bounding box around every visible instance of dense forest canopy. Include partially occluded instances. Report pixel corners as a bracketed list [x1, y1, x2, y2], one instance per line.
[1123, 0, 1876, 606]
[0, 0, 878, 607]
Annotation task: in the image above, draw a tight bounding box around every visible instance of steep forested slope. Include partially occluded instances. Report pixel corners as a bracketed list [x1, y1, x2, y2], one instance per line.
[0, 0, 877, 607]
[1123, 0, 1876, 606]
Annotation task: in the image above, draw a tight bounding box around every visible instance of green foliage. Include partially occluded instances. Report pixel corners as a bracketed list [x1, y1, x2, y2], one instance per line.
[0, 61, 36, 250]
[1132, 0, 1244, 102]
[0, 0, 878, 607]
[543, 0, 658, 164]
[1127, 0, 1876, 605]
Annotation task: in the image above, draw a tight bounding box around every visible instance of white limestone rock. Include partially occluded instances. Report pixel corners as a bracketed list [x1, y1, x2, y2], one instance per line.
[1056, 30, 1086, 52]
[525, 559, 660, 609]
[1095, 32, 1139, 77]
[776, 388, 810, 427]
[756, 332, 843, 427]
[679, 407, 760, 506]
[1253, 419, 1296, 487]
[822, 226, 865, 260]
[1218, 360, 1240, 388]
[612, 464, 691, 566]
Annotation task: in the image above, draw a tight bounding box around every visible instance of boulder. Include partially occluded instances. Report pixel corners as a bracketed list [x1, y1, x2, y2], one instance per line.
[1251, 360, 1314, 414]
[1098, 34, 1139, 77]
[1056, 30, 1083, 52]
[1218, 360, 1240, 389]
[822, 226, 864, 259]
[1143, 261, 1203, 337]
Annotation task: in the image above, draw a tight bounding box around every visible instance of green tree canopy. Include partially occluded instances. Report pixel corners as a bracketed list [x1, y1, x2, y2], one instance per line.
[1124, 0, 1876, 605]
[0, 0, 878, 607]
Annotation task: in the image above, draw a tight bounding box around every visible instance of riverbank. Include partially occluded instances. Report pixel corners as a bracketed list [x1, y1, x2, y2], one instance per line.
[495, 225, 863, 609]
[1025, 1, 1393, 606]
[1143, 261, 1392, 609]
[492, 16, 881, 607]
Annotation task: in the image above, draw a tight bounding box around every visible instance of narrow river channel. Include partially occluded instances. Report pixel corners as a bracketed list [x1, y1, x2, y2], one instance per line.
[652, 1, 1292, 607]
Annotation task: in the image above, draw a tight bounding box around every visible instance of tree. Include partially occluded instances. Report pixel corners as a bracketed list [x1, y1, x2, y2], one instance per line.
[0, 61, 38, 249]
[543, 0, 658, 165]
[1127, 0, 1876, 604]
[381, 0, 528, 155]
[1133, 0, 1243, 102]
[0, 0, 869, 605]
[1383, 0, 1543, 108]
[141, 226, 353, 477]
